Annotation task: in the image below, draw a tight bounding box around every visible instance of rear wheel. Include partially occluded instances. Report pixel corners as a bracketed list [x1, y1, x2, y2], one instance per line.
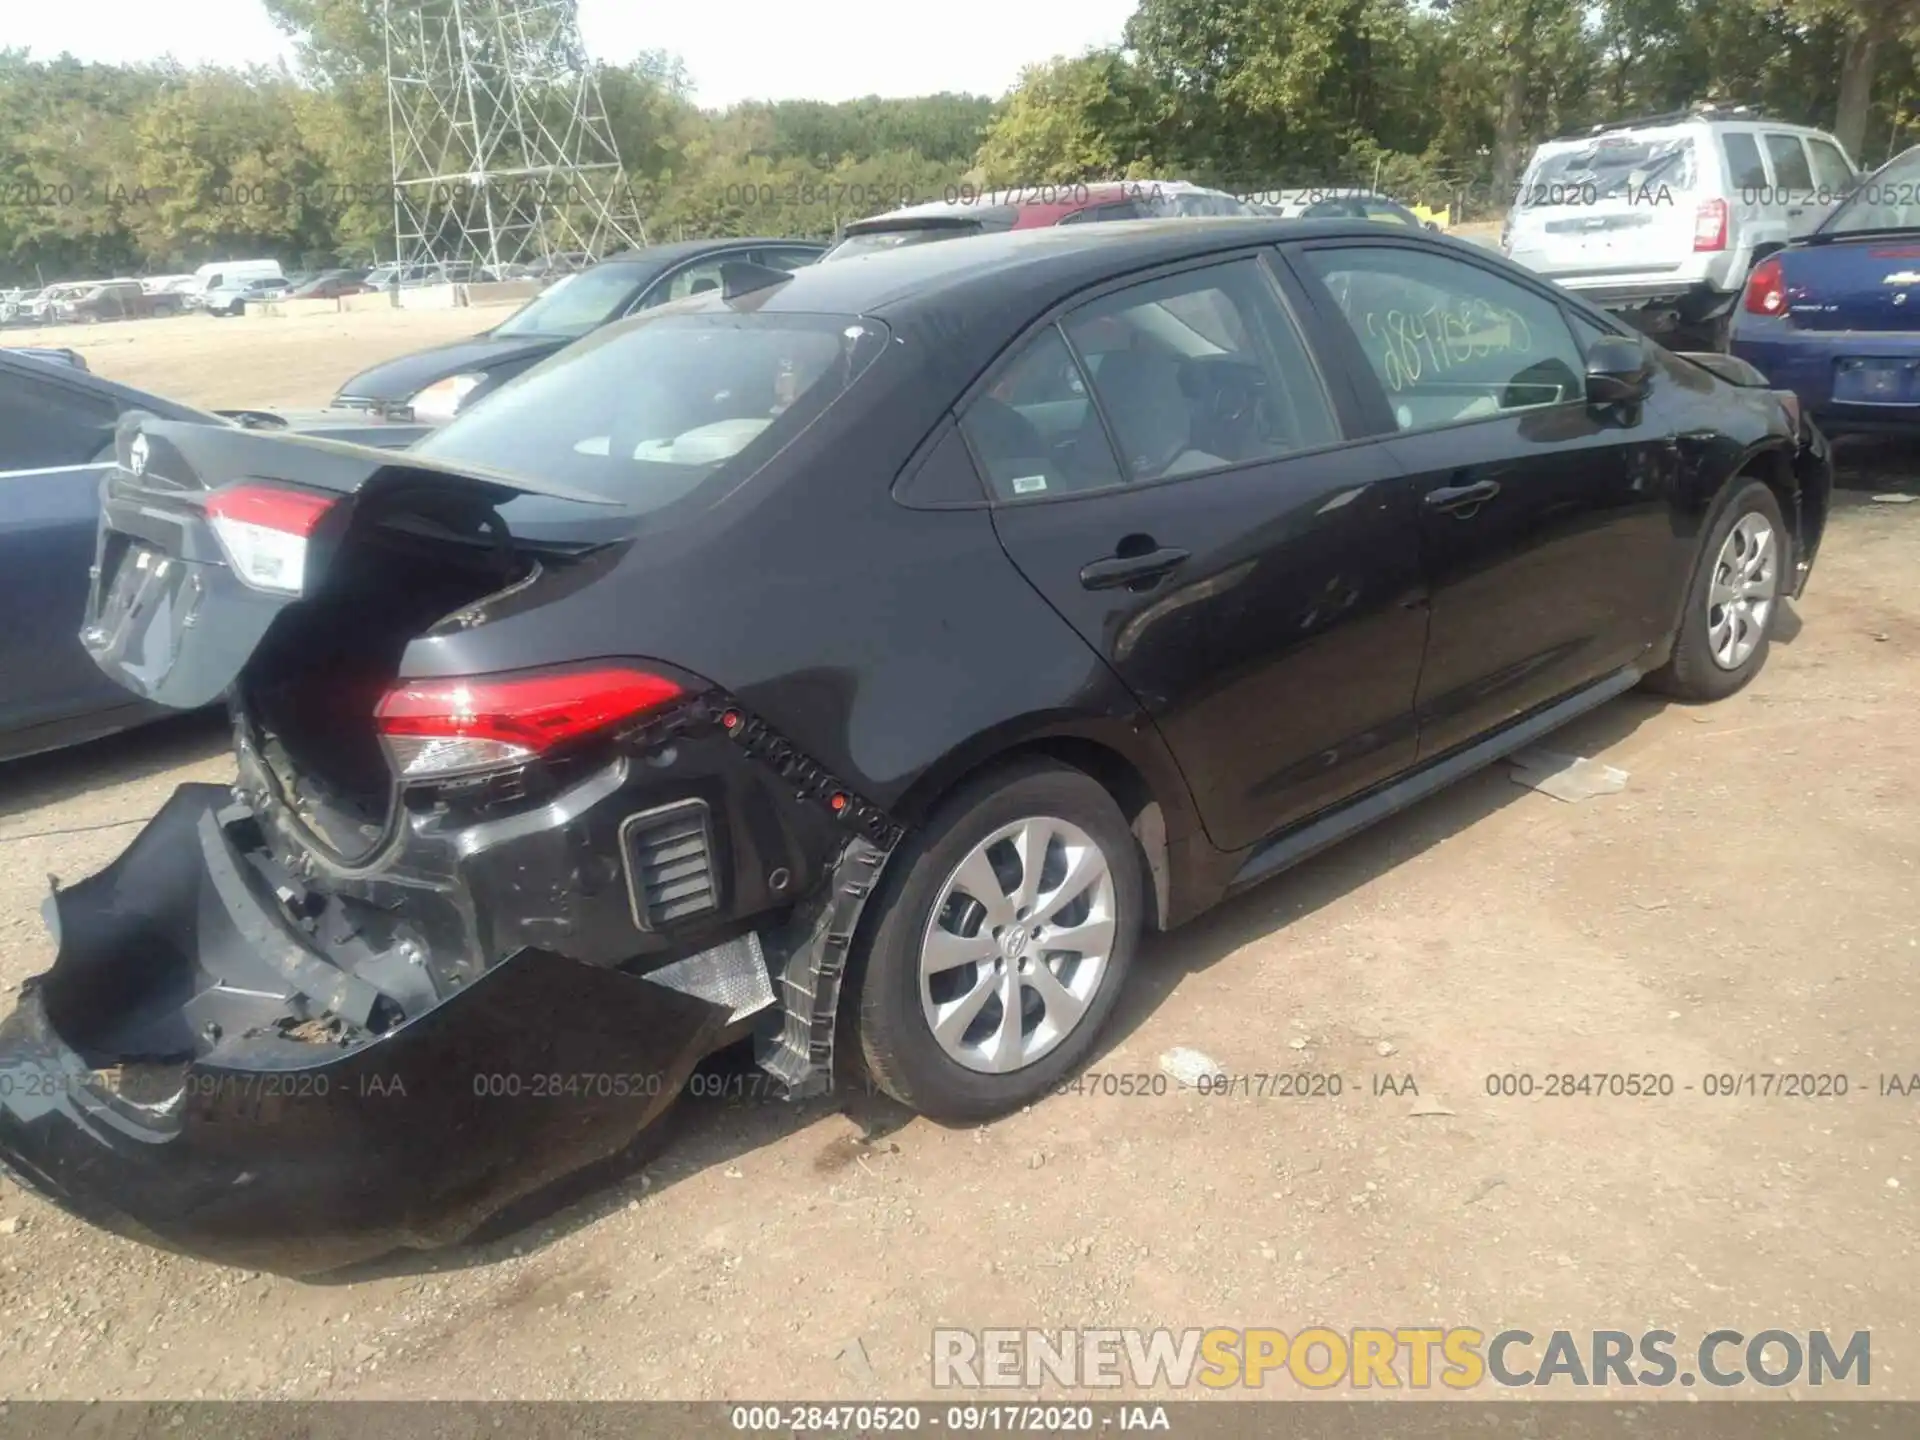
[1644, 477, 1786, 702]
[853, 760, 1142, 1121]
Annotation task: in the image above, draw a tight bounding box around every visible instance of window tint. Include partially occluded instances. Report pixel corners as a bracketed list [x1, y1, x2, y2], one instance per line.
[1064, 258, 1339, 483]
[1723, 133, 1768, 190]
[642, 257, 734, 308]
[1568, 311, 1617, 354]
[1809, 138, 1855, 192]
[961, 327, 1122, 500]
[1298, 246, 1585, 432]
[0, 371, 117, 470]
[1765, 134, 1814, 190]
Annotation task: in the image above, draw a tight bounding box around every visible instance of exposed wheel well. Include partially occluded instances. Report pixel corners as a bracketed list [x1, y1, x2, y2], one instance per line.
[894, 736, 1170, 930]
[1738, 446, 1800, 547]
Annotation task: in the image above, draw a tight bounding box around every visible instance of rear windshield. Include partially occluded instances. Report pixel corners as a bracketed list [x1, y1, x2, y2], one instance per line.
[822, 224, 983, 261]
[1522, 134, 1698, 203]
[1822, 146, 1920, 234]
[414, 308, 890, 510]
[491, 265, 648, 338]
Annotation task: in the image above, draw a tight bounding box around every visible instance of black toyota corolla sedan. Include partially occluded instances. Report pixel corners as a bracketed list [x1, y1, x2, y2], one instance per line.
[0, 219, 1830, 1273]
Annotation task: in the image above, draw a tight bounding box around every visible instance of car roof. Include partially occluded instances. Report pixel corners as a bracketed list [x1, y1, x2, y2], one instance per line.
[722, 216, 1462, 384]
[845, 180, 1230, 234]
[596, 236, 826, 268]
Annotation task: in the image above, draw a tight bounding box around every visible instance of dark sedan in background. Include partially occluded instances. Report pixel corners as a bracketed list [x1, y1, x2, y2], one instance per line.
[0, 218, 1828, 1274]
[332, 238, 827, 423]
[0, 349, 430, 762]
[1730, 144, 1920, 433]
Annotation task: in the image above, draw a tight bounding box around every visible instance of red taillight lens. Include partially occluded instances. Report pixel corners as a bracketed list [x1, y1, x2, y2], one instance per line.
[1744, 255, 1787, 316]
[374, 664, 684, 778]
[1694, 198, 1728, 252]
[204, 481, 337, 595]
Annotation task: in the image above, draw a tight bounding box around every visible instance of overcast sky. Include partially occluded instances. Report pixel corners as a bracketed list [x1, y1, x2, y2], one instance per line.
[12, 0, 1137, 106]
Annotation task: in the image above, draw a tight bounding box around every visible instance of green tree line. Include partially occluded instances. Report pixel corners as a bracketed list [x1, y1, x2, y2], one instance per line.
[5, 0, 1920, 286]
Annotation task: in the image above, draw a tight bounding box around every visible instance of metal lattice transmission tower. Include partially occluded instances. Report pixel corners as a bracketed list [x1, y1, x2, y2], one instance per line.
[382, 0, 647, 272]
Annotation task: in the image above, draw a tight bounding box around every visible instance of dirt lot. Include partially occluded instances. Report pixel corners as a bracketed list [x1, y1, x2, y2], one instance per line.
[6, 306, 495, 409]
[0, 312, 1917, 1402]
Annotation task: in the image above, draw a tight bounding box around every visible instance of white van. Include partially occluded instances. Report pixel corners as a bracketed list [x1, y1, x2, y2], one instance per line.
[186, 259, 284, 307]
[1502, 104, 1859, 346]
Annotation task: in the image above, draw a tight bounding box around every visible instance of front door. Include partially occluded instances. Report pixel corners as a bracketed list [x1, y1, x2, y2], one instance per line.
[1287, 239, 1681, 759]
[971, 254, 1429, 853]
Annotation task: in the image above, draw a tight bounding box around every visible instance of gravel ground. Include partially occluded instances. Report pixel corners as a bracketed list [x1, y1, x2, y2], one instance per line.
[0, 315, 1915, 1402]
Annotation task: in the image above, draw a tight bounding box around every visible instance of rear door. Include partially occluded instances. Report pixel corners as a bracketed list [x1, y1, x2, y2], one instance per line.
[0, 364, 132, 734]
[1285, 238, 1681, 758]
[1764, 131, 1827, 239]
[975, 253, 1429, 852]
[1722, 129, 1778, 263]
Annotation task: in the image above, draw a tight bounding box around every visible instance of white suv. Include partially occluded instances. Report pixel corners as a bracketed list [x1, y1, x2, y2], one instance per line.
[1502, 105, 1860, 346]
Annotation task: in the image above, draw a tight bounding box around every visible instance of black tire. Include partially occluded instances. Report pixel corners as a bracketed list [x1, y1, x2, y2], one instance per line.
[852, 759, 1143, 1121]
[1643, 477, 1787, 702]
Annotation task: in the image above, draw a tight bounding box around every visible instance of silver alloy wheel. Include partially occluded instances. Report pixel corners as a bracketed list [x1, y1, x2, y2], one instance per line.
[918, 815, 1118, 1074]
[1707, 512, 1777, 671]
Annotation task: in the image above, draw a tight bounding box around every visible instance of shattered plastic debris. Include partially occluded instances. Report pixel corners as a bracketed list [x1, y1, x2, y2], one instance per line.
[1871, 493, 1917, 504]
[1508, 747, 1628, 803]
[1160, 1047, 1221, 1088]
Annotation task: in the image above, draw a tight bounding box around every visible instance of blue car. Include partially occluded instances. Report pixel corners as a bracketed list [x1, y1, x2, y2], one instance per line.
[0, 350, 432, 762]
[1730, 144, 1920, 434]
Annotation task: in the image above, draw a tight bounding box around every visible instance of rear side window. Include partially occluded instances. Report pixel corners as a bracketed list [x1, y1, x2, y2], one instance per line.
[1808, 138, 1856, 192]
[415, 311, 889, 509]
[1765, 134, 1814, 190]
[0, 371, 117, 470]
[1723, 133, 1769, 191]
[1297, 246, 1584, 432]
[961, 328, 1122, 500]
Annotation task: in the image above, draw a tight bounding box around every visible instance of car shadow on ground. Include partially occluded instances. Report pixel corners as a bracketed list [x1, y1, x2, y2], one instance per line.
[317, 687, 1679, 1287]
[0, 709, 230, 828]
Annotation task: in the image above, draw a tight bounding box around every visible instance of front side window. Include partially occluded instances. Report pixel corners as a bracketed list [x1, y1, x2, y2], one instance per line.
[493, 265, 646, 338]
[644, 258, 735, 307]
[415, 311, 888, 513]
[1297, 246, 1584, 432]
[1808, 138, 1856, 192]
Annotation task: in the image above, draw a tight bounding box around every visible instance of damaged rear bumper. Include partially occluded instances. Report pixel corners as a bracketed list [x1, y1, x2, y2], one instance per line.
[0, 784, 736, 1275]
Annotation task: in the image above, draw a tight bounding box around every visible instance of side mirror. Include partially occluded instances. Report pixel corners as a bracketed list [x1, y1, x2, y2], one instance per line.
[1585, 334, 1651, 405]
[1424, 219, 1441, 232]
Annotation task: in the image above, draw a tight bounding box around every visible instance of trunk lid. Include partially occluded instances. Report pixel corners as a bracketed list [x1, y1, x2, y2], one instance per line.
[81, 413, 627, 712]
[1776, 234, 1920, 330]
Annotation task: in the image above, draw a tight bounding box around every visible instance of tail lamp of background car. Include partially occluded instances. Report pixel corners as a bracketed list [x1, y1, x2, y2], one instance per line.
[1743, 255, 1787, 317]
[1693, 198, 1729, 253]
[374, 665, 685, 778]
[205, 482, 337, 596]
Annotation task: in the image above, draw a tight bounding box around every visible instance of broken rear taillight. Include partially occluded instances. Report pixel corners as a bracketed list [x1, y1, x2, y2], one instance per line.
[374, 663, 684, 778]
[205, 481, 337, 596]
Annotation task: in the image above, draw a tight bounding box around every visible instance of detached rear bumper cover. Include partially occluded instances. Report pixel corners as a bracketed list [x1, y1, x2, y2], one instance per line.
[0, 785, 731, 1276]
